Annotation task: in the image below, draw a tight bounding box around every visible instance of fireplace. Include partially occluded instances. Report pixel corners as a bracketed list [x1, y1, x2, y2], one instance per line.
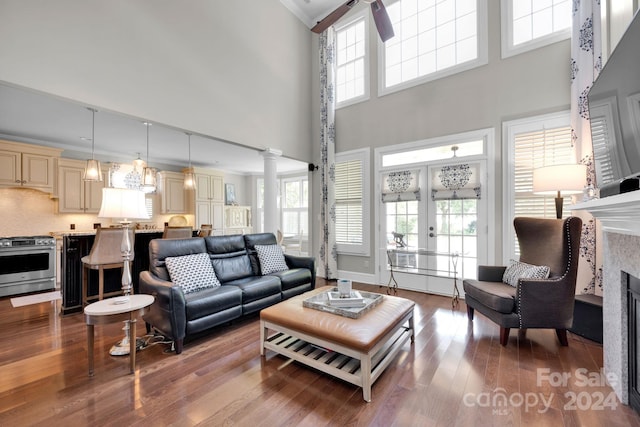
[628, 272, 640, 413]
[571, 192, 640, 408]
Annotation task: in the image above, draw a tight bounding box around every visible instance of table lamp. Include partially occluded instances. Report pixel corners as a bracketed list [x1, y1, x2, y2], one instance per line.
[532, 164, 587, 219]
[98, 187, 149, 355]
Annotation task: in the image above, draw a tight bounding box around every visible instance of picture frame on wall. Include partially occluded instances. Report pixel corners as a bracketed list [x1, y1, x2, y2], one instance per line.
[225, 183, 236, 205]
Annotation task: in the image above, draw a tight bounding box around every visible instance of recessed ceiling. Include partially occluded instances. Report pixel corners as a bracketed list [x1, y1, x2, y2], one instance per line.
[0, 82, 308, 175]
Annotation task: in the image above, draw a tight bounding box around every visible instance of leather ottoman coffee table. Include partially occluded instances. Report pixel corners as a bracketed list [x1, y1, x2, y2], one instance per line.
[260, 286, 414, 402]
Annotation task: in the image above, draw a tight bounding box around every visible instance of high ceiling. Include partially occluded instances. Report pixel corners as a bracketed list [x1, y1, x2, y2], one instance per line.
[0, 2, 357, 175]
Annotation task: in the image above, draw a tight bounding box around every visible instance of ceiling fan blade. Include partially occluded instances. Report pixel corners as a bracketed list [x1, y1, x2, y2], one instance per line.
[371, 0, 394, 42]
[311, 0, 360, 34]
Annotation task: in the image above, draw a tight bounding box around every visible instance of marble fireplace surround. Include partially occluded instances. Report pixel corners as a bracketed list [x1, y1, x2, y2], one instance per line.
[572, 191, 640, 404]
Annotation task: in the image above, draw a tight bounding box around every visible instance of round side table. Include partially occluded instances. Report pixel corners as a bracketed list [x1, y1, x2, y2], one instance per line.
[84, 294, 154, 376]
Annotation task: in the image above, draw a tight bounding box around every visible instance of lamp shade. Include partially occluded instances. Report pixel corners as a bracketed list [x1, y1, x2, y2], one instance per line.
[98, 188, 149, 220]
[532, 164, 587, 195]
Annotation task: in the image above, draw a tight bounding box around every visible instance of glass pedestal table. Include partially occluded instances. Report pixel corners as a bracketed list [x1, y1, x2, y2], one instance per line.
[386, 248, 460, 307]
[84, 294, 154, 376]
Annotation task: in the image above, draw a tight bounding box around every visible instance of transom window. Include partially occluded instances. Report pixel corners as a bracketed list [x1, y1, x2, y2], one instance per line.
[336, 13, 369, 107]
[380, 0, 487, 94]
[501, 0, 571, 58]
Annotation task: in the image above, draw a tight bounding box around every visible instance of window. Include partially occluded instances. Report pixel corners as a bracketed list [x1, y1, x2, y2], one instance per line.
[336, 13, 369, 108]
[380, 0, 488, 95]
[501, 0, 571, 58]
[335, 148, 370, 255]
[504, 111, 574, 257]
[281, 177, 308, 254]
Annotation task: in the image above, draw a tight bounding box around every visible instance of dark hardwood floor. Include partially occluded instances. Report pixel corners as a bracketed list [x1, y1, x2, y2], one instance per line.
[1, 280, 639, 426]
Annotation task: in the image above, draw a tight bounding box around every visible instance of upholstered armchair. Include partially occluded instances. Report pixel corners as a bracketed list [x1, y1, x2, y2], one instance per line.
[463, 216, 582, 346]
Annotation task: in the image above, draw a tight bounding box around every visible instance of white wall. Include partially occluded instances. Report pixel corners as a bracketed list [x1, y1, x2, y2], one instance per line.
[0, 0, 313, 162]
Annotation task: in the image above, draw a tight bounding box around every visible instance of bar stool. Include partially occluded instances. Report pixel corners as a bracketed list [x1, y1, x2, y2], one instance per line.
[198, 224, 212, 237]
[82, 227, 135, 306]
[162, 226, 193, 239]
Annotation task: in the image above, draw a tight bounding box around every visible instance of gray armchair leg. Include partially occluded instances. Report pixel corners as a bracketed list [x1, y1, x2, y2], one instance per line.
[175, 339, 184, 354]
[556, 329, 569, 346]
[500, 327, 510, 346]
[466, 305, 474, 320]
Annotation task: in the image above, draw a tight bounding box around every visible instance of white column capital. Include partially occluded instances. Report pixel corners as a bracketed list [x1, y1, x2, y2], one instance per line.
[260, 148, 283, 159]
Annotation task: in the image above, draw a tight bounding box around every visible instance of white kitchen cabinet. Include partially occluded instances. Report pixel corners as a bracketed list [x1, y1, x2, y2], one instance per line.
[57, 158, 107, 213]
[0, 140, 61, 192]
[192, 169, 225, 234]
[159, 171, 188, 214]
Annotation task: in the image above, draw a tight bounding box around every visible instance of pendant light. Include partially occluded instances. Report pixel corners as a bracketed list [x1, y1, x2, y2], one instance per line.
[83, 108, 103, 182]
[141, 122, 157, 193]
[132, 152, 146, 171]
[183, 132, 196, 190]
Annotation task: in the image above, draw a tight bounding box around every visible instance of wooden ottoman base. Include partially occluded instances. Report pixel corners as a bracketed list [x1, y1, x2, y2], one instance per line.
[260, 286, 415, 402]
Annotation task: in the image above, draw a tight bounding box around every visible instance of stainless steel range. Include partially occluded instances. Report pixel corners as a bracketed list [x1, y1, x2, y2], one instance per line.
[0, 235, 56, 297]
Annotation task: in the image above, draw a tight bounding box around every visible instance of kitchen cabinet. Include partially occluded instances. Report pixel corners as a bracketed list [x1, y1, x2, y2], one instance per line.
[60, 231, 162, 315]
[0, 140, 61, 192]
[158, 171, 188, 214]
[57, 158, 108, 213]
[192, 169, 225, 234]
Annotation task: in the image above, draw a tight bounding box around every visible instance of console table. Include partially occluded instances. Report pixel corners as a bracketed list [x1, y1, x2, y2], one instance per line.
[386, 248, 460, 307]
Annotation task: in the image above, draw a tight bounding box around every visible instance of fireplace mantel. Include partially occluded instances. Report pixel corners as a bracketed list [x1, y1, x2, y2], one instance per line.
[570, 190, 640, 236]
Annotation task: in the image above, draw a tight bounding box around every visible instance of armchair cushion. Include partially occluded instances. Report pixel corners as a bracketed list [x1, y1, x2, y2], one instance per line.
[165, 253, 221, 294]
[255, 244, 289, 274]
[463, 280, 517, 314]
[502, 259, 550, 287]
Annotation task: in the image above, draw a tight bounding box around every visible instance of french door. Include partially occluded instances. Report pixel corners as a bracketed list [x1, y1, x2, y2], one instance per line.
[378, 160, 486, 296]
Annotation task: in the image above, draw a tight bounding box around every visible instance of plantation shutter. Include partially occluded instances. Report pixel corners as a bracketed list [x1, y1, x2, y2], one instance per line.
[334, 159, 363, 245]
[514, 126, 575, 218]
[590, 114, 618, 186]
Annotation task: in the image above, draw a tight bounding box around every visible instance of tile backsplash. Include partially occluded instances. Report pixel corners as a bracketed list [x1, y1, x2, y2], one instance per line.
[0, 188, 189, 237]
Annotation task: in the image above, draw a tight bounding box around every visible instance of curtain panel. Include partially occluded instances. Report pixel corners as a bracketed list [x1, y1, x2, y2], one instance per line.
[319, 29, 338, 280]
[571, 1, 603, 296]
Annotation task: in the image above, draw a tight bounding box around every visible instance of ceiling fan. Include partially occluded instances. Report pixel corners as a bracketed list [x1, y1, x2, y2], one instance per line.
[311, 0, 394, 42]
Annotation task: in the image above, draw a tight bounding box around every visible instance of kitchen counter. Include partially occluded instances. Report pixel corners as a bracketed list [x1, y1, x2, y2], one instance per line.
[50, 228, 163, 239]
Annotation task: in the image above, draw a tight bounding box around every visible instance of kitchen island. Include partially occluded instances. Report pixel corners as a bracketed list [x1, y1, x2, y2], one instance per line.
[53, 230, 163, 315]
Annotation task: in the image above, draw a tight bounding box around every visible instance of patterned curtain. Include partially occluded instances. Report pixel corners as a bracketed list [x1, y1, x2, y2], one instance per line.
[431, 163, 481, 200]
[319, 29, 338, 280]
[571, 1, 603, 296]
[381, 170, 421, 202]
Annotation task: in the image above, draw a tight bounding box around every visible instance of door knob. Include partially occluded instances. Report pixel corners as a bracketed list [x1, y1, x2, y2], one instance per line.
[429, 233, 435, 237]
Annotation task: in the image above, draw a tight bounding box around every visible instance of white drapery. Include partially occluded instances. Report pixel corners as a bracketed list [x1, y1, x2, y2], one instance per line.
[571, 1, 603, 295]
[381, 170, 421, 202]
[319, 29, 338, 280]
[431, 163, 481, 200]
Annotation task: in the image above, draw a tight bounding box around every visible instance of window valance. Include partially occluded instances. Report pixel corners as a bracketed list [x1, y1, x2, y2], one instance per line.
[431, 163, 481, 200]
[381, 170, 421, 203]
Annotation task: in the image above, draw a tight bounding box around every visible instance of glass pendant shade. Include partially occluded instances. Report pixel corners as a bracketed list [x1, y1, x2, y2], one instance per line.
[141, 166, 157, 193]
[183, 133, 196, 190]
[83, 159, 103, 181]
[184, 168, 196, 190]
[83, 107, 103, 182]
[132, 153, 146, 171]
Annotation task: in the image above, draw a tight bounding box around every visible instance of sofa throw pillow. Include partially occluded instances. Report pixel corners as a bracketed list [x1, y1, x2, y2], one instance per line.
[165, 252, 221, 294]
[255, 244, 289, 275]
[502, 259, 550, 287]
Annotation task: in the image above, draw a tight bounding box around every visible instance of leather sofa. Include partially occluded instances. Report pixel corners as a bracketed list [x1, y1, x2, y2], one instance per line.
[139, 232, 315, 353]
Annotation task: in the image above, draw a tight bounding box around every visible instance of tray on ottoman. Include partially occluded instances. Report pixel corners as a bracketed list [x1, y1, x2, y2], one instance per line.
[302, 288, 383, 319]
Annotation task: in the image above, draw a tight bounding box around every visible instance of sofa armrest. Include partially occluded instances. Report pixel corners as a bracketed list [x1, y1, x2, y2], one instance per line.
[478, 265, 507, 282]
[139, 271, 187, 341]
[517, 277, 576, 328]
[284, 254, 316, 288]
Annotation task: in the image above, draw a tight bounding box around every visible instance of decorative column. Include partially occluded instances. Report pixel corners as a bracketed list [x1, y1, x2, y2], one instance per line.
[261, 148, 281, 234]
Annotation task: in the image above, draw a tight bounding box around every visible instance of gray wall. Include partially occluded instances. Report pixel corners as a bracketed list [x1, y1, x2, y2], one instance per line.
[311, 1, 572, 275]
[0, 0, 313, 162]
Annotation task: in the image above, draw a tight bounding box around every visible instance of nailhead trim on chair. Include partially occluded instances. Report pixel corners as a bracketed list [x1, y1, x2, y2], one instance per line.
[516, 217, 577, 329]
